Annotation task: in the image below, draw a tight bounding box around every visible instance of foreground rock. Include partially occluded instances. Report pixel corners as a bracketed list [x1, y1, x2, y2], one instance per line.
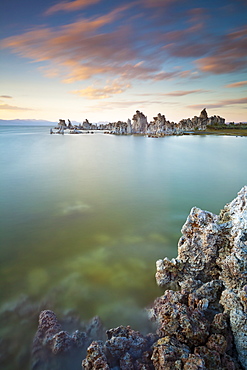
[155, 186, 247, 369]
[31, 187, 247, 369]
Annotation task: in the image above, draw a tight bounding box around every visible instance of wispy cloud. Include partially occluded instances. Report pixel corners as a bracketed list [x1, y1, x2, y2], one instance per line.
[142, 0, 177, 7]
[0, 95, 12, 99]
[72, 80, 131, 99]
[1, 0, 246, 102]
[188, 97, 247, 109]
[195, 26, 247, 74]
[0, 103, 33, 111]
[85, 99, 166, 112]
[1, 7, 161, 86]
[0, 3, 205, 90]
[45, 0, 101, 15]
[225, 80, 247, 88]
[162, 89, 208, 96]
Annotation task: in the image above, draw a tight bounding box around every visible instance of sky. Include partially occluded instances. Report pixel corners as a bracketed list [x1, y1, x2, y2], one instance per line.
[0, 0, 246, 123]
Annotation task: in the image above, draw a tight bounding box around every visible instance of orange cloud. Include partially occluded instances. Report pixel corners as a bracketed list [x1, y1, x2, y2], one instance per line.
[0, 95, 12, 99]
[196, 56, 246, 74]
[225, 81, 247, 88]
[0, 102, 33, 111]
[45, 0, 101, 15]
[71, 80, 131, 99]
[1, 7, 158, 86]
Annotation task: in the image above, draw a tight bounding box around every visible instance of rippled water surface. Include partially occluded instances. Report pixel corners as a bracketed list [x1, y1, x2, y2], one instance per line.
[0, 126, 246, 342]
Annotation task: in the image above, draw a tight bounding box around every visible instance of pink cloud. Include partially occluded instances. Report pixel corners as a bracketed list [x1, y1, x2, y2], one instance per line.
[45, 0, 101, 15]
[142, 0, 176, 7]
[2, 5, 190, 86]
[196, 56, 246, 74]
[188, 97, 247, 109]
[195, 26, 247, 74]
[162, 90, 208, 96]
[225, 81, 247, 88]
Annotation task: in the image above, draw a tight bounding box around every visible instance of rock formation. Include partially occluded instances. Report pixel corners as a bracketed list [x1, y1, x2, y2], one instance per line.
[132, 110, 148, 134]
[30, 187, 246, 369]
[127, 118, 132, 134]
[200, 108, 208, 120]
[155, 186, 247, 369]
[53, 109, 226, 136]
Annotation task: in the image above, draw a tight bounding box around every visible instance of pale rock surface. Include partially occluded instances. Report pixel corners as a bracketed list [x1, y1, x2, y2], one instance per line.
[132, 110, 148, 134]
[155, 186, 247, 369]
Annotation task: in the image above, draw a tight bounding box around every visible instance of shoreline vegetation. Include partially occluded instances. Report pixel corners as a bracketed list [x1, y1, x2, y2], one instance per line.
[51, 108, 247, 137]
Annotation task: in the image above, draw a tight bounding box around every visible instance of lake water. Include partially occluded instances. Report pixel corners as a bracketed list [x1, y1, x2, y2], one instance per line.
[0, 125, 246, 367]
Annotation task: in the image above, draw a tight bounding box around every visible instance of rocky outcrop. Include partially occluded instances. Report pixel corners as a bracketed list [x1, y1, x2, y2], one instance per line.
[144, 109, 225, 136]
[199, 108, 208, 120]
[207, 115, 226, 126]
[82, 326, 157, 369]
[53, 109, 226, 135]
[132, 110, 148, 134]
[30, 187, 246, 369]
[127, 118, 132, 134]
[155, 186, 247, 369]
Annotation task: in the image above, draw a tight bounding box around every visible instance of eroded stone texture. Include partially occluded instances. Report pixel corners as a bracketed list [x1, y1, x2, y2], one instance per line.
[82, 325, 157, 369]
[151, 290, 210, 346]
[132, 110, 148, 134]
[154, 186, 247, 369]
[82, 341, 109, 369]
[151, 336, 190, 369]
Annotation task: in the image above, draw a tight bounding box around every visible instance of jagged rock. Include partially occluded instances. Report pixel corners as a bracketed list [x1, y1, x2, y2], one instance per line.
[82, 341, 109, 369]
[82, 326, 157, 369]
[132, 110, 148, 134]
[151, 336, 190, 369]
[207, 115, 225, 126]
[154, 186, 247, 369]
[58, 119, 66, 127]
[151, 290, 210, 346]
[82, 119, 91, 130]
[200, 108, 208, 120]
[127, 118, 132, 134]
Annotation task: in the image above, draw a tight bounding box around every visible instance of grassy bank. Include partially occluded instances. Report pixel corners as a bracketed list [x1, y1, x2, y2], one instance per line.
[191, 124, 247, 137]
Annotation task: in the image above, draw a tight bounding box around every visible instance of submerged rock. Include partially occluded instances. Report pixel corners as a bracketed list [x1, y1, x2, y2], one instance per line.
[31, 311, 105, 370]
[30, 187, 246, 369]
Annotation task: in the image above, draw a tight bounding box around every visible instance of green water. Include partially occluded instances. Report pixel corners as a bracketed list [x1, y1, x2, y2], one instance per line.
[0, 126, 246, 367]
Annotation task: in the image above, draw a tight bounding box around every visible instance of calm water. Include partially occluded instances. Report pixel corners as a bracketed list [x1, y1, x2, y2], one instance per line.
[0, 125, 247, 366]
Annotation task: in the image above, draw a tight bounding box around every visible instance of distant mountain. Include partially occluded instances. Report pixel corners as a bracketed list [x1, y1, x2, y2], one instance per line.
[0, 119, 58, 126]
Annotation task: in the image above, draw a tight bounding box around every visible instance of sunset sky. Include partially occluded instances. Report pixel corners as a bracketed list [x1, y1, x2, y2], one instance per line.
[0, 0, 246, 123]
